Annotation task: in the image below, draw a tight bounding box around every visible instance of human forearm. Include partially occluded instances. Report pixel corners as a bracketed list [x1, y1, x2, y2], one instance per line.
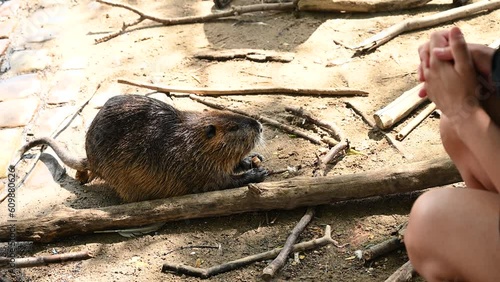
[455, 106, 500, 193]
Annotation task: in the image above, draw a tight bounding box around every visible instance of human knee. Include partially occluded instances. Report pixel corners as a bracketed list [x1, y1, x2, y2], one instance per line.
[406, 189, 454, 252]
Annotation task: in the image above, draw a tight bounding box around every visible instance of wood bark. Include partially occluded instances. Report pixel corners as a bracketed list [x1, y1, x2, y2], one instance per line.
[118, 79, 369, 97]
[374, 83, 427, 130]
[385, 260, 416, 282]
[298, 0, 431, 12]
[396, 102, 436, 141]
[0, 157, 460, 243]
[194, 49, 295, 63]
[262, 207, 315, 279]
[0, 251, 92, 268]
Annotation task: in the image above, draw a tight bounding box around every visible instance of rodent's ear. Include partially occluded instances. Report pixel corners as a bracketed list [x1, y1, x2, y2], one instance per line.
[205, 125, 216, 138]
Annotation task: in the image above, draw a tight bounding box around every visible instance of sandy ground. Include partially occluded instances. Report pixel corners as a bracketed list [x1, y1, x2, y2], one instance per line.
[0, 0, 498, 281]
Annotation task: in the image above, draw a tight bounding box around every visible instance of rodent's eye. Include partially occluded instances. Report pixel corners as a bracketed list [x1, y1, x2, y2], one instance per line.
[205, 125, 216, 138]
[229, 125, 239, 132]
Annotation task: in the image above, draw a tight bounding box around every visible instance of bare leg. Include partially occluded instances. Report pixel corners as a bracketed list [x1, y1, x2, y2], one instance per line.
[439, 115, 495, 192]
[405, 188, 500, 282]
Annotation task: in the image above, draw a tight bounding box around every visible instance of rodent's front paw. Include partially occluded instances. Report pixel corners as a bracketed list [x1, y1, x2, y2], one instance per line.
[249, 167, 268, 182]
[238, 153, 265, 170]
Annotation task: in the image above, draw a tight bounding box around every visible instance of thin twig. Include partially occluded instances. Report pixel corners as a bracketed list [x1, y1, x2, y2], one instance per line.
[285, 106, 344, 141]
[353, 0, 500, 54]
[0, 251, 93, 268]
[313, 139, 349, 177]
[267, 165, 302, 176]
[189, 94, 323, 145]
[95, 0, 295, 43]
[345, 101, 412, 159]
[360, 237, 404, 261]
[161, 225, 340, 279]
[396, 102, 436, 141]
[384, 260, 416, 282]
[117, 79, 369, 97]
[262, 207, 315, 280]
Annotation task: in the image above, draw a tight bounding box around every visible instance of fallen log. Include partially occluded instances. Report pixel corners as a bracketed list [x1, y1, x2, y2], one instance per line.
[0, 156, 460, 243]
[298, 0, 431, 13]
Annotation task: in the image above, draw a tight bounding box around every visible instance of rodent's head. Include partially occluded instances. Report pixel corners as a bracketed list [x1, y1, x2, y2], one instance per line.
[182, 110, 263, 172]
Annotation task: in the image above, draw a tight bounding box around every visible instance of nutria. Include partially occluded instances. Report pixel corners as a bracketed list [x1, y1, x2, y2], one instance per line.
[12, 95, 267, 202]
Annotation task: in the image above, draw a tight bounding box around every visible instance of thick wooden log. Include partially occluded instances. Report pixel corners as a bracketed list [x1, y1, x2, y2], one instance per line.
[0, 156, 460, 243]
[297, 0, 432, 12]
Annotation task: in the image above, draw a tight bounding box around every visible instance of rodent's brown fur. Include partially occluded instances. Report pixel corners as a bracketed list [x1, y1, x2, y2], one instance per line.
[13, 95, 267, 202]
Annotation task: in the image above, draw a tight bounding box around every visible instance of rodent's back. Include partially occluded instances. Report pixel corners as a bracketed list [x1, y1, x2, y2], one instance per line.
[86, 95, 262, 202]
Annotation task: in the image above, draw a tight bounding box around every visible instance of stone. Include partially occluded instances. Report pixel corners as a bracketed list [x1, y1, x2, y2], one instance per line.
[10, 49, 51, 73]
[0, 18, 17, 38]
[0, 0, 20, 18]
[33, 106, 75, 136]
[0, 73, 42, 101]
[0, 97, 39, 128]
[0, 127, 23, 178]
[46, 70, 83, 104]
[0, 38, 8, 56]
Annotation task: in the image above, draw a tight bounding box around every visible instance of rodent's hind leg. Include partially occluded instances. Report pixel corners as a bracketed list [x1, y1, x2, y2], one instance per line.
[234, 153, 264, 172]
[230, 167, 268, 187]
[75, 170, 95, 184]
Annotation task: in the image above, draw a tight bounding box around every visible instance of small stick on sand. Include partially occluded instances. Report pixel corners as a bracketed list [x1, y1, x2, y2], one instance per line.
[360, 237, 404, 261]
[396, 102, 436, 141]
[118, 79, 368, 97]
[0, 251, 93, 268]
[161, 225, 339, 279]
[373, 84, 427, 130]
[384, 260, 416, 282]
[313, 139, 349, 177]
[345, 101, 412, 159]
[262, 207, 315, 280]
[285, 106, 344, 141]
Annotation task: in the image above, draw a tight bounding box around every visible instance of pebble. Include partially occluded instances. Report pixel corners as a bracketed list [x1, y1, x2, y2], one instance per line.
[0, 127, 23, 178]
[10, 49, 51, 73]
[0, 96, 39, 128]
[0, 0, 20, 18]
[0, 73, 42, 101]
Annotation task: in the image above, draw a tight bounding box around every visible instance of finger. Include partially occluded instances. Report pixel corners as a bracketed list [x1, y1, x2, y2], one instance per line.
[418, 87, 427, 98]
[448, 27, 472, 74]
[418, 64, 425, 81]
[432, 47, 454, 61]
[429, 31, 450, 68]
[418, 42, 430, 68]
